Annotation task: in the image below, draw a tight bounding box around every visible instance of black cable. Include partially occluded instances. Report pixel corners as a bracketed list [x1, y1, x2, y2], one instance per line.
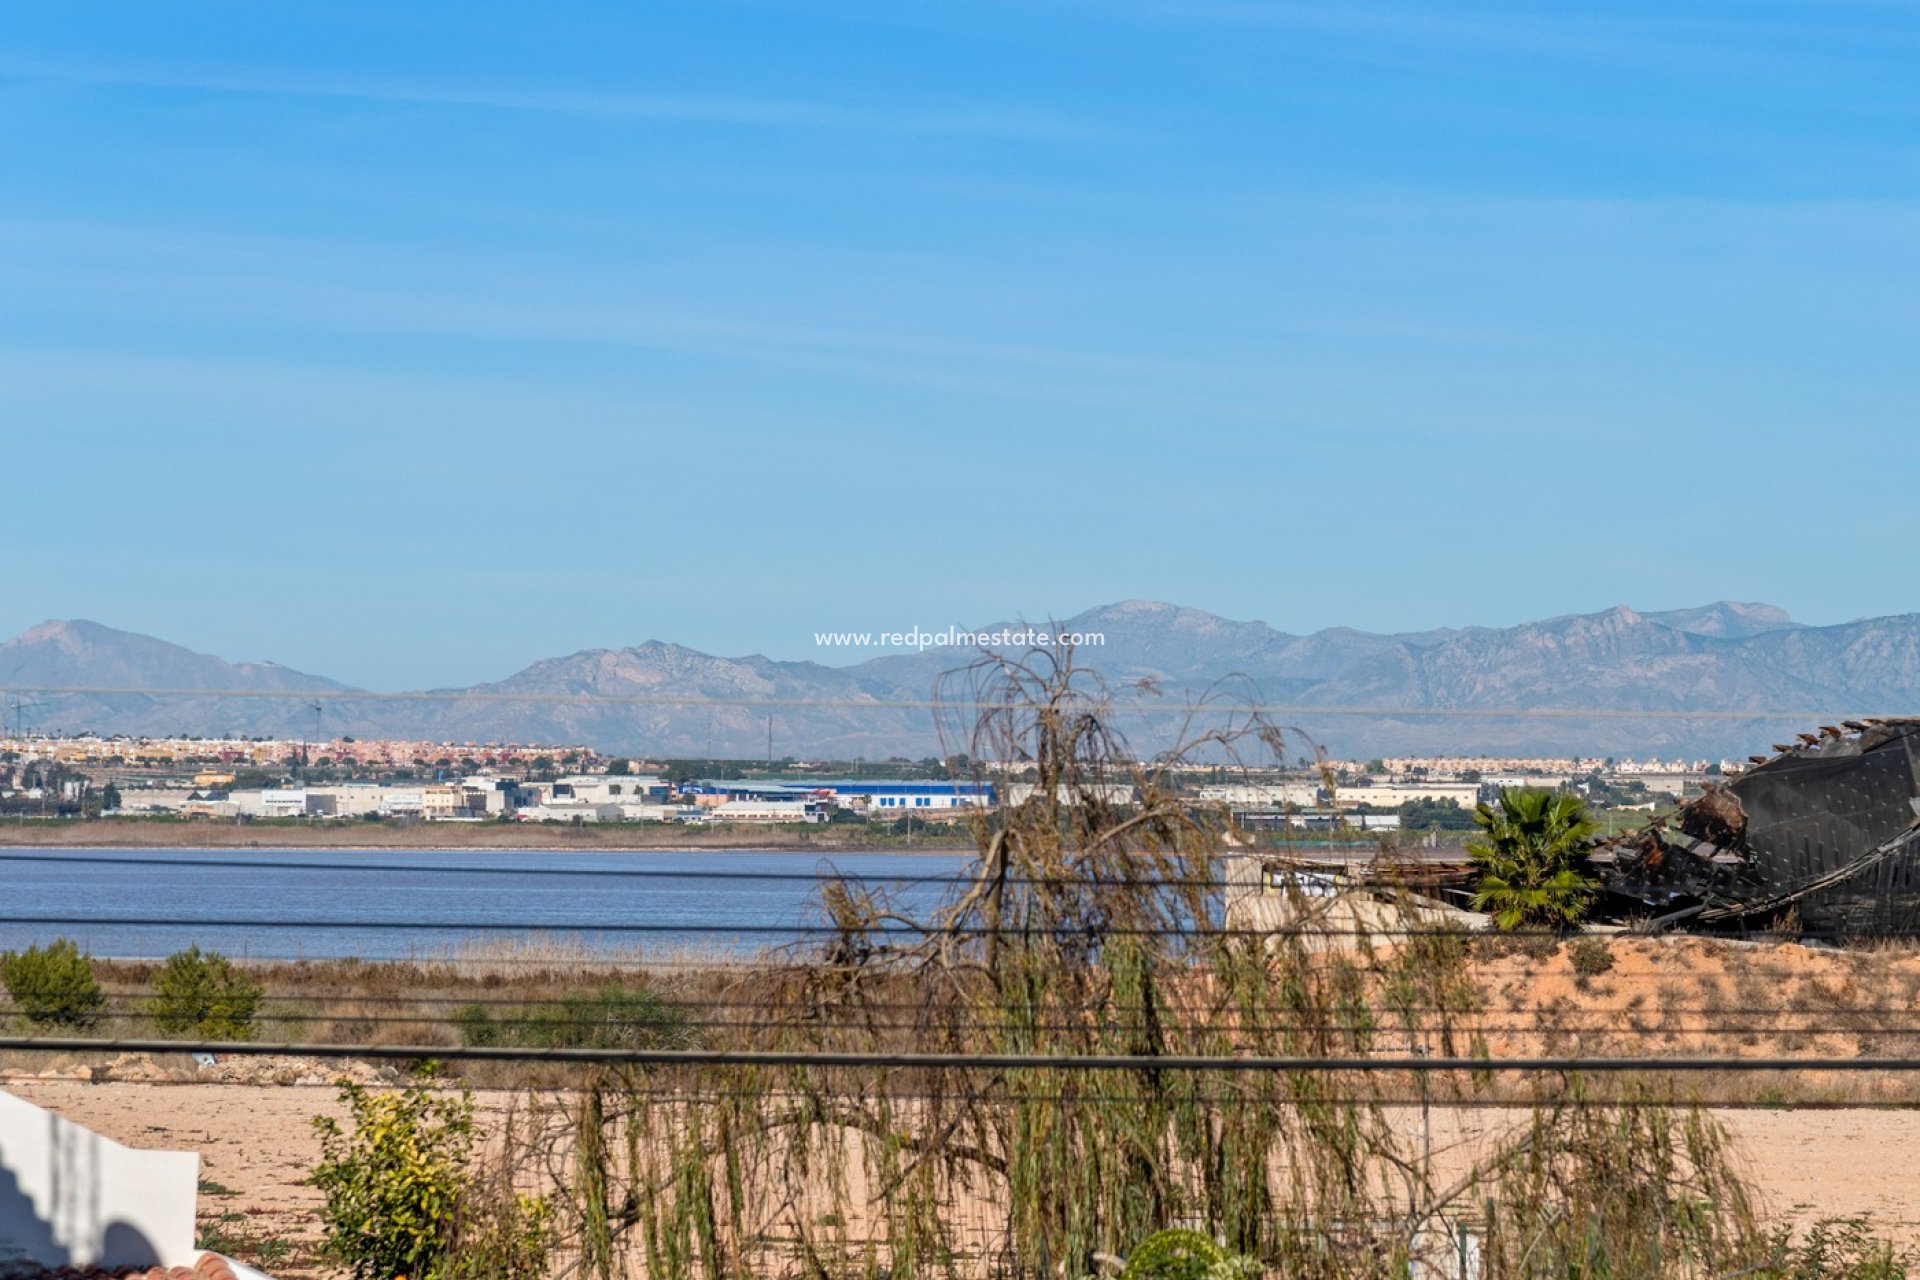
[16, 987, 1908, 1018]
[14, 1019, 1911, 1041]
[0, 917, 1858, 948]
[0, 682, 1878, 719]
[7, 1074, 1912, 1113]
[8, 1036, 1920, 1072]
[11, 1072, 1910, 1110]
[14, 1000, 1919, 1037]
[0, 850, 992, 885]
[0, 915, 1451, 936]
[18, 915, 1920, 949]
[0, 849, 1483, 894]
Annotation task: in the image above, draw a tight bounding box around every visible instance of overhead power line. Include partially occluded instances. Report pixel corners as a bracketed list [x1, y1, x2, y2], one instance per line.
[0, 683, 1894, 721]
[4, 1036, 1920, 1073]
[0, 850, 1265, 890]
[4, 1071, 1908, 1109]
[3, 1004, 1906, 1038]
[3, 911, 1913, 944]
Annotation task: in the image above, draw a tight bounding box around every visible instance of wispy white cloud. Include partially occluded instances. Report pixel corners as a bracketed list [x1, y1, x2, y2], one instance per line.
[1112, 0, 1920, 75]
[0, 57, 1119, 143]
[0, 219, 1286, 422]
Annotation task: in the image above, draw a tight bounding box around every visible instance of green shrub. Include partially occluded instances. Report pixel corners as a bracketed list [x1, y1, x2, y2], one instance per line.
[312, 1082, 552, 1280]
[1569, 936, 1615, 977]
[1121, 1229, 1259, 1280]
[1, 938, 106, 1029]
[450, 1001, 498, 1047]
[149, 946, 264, 1039]
[452, 983, 689, 1051]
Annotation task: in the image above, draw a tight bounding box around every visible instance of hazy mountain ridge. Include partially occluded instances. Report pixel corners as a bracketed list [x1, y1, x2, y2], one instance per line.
[1, 601, 1913, 759]
[409, 641, 928, 758]
[0, 620, 350, 693]
[0, 620, 371, 742]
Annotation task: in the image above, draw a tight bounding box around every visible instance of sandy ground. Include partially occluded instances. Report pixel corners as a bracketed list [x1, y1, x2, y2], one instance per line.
[9, 1078, 1919, 1279]
[10, 1079, 347, 1274]
[1414, 1106, 1920, 1238]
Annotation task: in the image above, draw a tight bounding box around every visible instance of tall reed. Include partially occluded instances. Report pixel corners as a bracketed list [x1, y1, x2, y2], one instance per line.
[503, 648, 1793, 1278]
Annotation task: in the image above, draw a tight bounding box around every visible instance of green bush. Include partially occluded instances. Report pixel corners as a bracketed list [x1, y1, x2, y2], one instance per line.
[149, 946, 264, 1039]
[312, 1082, 552, 1280]
[452, 983, 690, 1051]
[1121, 1229, 1259, 1280]
[1, 938, 106, 1029]
[450, 1001, 498, 1047]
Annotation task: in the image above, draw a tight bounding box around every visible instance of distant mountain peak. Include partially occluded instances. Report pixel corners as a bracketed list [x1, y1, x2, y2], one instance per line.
[1643, 601, 1801, 640]
[16, 618, 125, 645]
[0, 618, 348, 710]
[1096, 599, 1188, 617]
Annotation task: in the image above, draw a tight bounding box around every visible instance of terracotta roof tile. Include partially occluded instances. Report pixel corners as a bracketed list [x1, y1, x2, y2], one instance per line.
[0, 1253, 249, 1280]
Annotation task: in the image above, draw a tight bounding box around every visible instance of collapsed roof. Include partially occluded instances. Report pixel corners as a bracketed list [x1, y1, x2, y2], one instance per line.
[1596, 719, 1920, 935]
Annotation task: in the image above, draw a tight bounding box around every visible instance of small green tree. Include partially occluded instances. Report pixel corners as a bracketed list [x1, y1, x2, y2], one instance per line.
[314, 1083, 472, 1280]
[149, 946, 264, 1039]
[1468, 786, 1599, 930]
[1, 938, 106, 1029]
[312, 1082, 552, 1280]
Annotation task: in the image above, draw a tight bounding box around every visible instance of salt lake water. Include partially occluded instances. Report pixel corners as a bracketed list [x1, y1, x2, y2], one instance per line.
[0, 847, 974, 962]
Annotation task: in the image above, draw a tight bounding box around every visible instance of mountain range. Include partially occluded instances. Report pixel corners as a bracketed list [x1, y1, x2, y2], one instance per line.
[2, 600, 1916, 760]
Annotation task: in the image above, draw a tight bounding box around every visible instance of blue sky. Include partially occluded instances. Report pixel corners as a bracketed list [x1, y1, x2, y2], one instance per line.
[4, 1, 1919, 688]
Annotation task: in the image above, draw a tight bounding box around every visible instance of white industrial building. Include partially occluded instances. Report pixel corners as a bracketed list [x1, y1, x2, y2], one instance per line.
[550, 774, 670, 806]
[1198, 782, 1325, 808]
[1336, 782, 1480, 810]
[695, 799, 826, 824]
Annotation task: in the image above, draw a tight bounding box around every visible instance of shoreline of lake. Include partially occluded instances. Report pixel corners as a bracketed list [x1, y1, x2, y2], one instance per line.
[0, 816, 974, 853]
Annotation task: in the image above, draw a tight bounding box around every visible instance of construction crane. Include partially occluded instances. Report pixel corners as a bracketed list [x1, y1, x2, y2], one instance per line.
[303, 700, 324, 766]
[6, 696, 48, 738]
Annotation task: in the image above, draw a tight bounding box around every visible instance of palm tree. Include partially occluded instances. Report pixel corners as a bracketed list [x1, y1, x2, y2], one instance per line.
[1468, 786, 1599, 931]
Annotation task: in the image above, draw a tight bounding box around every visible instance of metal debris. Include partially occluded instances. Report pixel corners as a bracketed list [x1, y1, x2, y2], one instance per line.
[1597, 719, 1920, 934]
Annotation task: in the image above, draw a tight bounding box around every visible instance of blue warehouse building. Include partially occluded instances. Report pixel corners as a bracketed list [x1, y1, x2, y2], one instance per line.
[685, 779, 995, 812]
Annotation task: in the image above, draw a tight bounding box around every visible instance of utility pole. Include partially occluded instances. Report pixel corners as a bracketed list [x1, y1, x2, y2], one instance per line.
[766, 715, 773, 766]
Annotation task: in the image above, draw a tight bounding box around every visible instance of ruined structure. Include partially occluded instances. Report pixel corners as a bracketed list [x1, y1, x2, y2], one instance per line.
[1596, 719, 1920, 934]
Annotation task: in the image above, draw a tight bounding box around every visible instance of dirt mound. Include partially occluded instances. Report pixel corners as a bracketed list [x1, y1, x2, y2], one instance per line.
[31, 1051, 402, 1087]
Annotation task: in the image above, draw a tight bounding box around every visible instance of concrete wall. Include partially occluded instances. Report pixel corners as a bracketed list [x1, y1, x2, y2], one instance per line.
[113, 788, 195, 814]
[1197, 782, 1324, 807]
[1337, 783, 1480, 810]
[0, 1089, 199, 1271]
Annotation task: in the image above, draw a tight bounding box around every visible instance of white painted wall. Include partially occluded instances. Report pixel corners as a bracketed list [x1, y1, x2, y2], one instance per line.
[0, 1089, 199, 1271]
